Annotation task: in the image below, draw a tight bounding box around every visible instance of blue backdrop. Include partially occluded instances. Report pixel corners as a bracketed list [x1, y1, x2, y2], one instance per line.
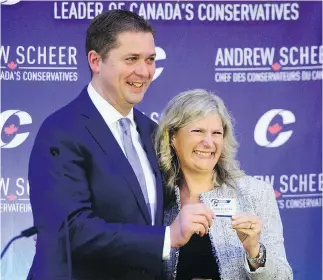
[1, 1, 322, 279]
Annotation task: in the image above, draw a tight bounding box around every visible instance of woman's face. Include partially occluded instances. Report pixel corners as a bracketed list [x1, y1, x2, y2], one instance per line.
[172, 113, 224, 176]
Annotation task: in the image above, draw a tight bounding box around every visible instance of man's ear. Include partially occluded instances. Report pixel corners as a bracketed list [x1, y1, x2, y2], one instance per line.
[88, 50, 101, 74]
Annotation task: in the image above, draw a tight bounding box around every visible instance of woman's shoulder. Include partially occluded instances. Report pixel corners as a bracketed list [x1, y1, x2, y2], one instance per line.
[233, 175, 274, 197]
[232, 175, 277, 215]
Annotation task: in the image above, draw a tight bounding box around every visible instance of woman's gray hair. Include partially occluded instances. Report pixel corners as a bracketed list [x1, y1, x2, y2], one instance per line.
[154, 89, 244, 191]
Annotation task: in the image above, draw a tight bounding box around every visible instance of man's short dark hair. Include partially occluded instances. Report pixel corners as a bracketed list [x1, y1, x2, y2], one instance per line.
[86, 10, 154, 61]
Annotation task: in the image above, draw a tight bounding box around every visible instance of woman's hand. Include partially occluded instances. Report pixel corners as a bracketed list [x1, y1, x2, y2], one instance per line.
[231, 213, 263, 258]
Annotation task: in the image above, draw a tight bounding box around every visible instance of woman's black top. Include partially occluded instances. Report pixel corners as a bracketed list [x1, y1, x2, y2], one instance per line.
[176, 233, 220, 280]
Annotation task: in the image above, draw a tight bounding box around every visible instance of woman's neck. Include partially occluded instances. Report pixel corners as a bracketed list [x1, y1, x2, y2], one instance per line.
[179, 172, 214, 204]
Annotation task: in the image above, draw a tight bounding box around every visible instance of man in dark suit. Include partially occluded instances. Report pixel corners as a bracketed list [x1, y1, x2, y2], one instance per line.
[28, 10, 213, 280]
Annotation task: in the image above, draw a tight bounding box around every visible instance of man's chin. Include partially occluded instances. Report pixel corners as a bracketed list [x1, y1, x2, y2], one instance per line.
[127, 94, 145, 106]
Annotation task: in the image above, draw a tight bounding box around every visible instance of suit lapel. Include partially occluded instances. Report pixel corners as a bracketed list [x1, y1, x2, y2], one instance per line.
[77, 88, 151, 224]
[134, 109, 164, 225]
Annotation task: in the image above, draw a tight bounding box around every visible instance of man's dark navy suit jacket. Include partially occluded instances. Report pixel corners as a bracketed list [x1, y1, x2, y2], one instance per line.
[27, 87, 165, 280]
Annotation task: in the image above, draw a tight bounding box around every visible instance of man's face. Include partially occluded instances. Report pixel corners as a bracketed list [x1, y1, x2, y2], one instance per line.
[96, 31, 156, 115]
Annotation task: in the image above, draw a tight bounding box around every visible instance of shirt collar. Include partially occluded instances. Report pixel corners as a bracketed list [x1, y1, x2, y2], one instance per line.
[87, 83, 135, 127]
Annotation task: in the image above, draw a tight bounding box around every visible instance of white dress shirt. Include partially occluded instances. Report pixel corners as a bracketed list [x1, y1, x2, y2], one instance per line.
[87, 83, 170, 259]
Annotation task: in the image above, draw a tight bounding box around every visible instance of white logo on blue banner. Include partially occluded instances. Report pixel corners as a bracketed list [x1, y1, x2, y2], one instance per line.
[153, 47, 166, 81]
[254, 109, 295, 148]
[0, 110, 32, 148]
[0, 0, 20, 5]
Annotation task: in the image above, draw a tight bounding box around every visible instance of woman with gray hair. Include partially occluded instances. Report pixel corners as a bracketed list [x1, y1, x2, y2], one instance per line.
[154, 89, 292, 280]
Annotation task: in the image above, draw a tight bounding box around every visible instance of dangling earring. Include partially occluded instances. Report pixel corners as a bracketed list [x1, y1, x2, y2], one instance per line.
[170, 138, 176, 151]
[174, 155, 181, 183]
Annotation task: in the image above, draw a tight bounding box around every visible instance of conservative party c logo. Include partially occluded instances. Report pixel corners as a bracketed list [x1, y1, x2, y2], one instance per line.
[153, 47, 166, 81]
[0, 0, 21, 5]
[0, 110, 32, 148]
[254, 109, 295, 148]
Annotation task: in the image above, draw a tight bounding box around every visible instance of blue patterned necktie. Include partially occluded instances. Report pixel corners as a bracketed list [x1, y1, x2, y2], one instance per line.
[119, 118, 151, 219]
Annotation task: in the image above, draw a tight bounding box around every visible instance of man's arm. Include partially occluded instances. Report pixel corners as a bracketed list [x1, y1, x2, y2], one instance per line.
[29, 120, 165, 275]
